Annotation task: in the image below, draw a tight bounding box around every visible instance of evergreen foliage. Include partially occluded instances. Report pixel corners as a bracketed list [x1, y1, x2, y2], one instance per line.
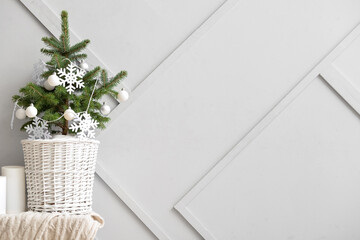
[12, 11, 127, 135]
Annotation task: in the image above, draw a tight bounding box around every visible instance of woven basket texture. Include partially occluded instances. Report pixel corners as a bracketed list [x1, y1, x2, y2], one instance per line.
[21, 137, 100, 215]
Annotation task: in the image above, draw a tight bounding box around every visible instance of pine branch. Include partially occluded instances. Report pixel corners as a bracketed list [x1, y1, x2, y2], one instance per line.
[41, 70, 54, 79]
[41, 37, 62, 51]
[40, 48, 56, 56]
[49, 53, 67, 68]
[42, 110, 62, 121]
[54, 54, 61, 67]
[89, 112, 110, 129]
[83, 66, 100, 82]
[12, 95, 21, 102]
[60, 35, 68, 52]
[93, 69, 126, 99]
[68, 40, 90, 55]
[92, 88, 108, 100]
[69, 53, 87, 61]
[108, 89, 118, 98]
[106, 71, 127, 88]
[54, 85, 69, 99]
[20, 83, 45, 98]
[60, 11, 70, 50]
[14, 97, 31, 109]
[29, 85, 44, 97]
[41, 93, 59, 106]
[101, 69, 108, 87]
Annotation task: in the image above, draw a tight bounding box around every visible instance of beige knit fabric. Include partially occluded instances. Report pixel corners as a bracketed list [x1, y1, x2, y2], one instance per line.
[0, 211, 104, 240]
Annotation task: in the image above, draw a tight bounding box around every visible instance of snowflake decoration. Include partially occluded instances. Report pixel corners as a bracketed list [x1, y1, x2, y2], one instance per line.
[25, 117, 52, 140]
[32, 60, 49, 85]
[69, 112, 98, 139]
[57, 62, 86, 94]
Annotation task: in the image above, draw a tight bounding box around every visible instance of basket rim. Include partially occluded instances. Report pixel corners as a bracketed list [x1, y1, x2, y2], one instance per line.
[21, 138, 100, 144]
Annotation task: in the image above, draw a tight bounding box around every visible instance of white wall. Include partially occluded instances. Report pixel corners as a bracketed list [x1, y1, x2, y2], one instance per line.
[2, 0, 360, 239]
[0, 1, 155, 239]
[0, 0, 46, 165]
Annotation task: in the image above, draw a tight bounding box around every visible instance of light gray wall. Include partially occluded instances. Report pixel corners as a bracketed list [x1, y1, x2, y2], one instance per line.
[0, 0, 46, 166]
[3, 0, 360, 240]
[93, 178, 156, 239]
[0, 1, 155, 239]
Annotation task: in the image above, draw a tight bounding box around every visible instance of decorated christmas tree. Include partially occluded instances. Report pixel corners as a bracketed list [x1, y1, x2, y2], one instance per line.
[12, 11, 129, 139]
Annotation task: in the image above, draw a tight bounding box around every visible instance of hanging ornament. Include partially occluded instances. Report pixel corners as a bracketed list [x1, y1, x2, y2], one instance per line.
[57, 62, 86, 94]
[24, 117, 51, 140]
[100, 102, 111, 115]
[69, 112, 99, 139]
[117, 88, 129, 102]
[79, 60, 89, 70]
[32, 60, 49, 85]
[25, 104, 37, 118]
[43, 80, 55, 91]
[47, 73, 60, 87]
[15, 108, 26, 120]
[64, 107, 76, 121]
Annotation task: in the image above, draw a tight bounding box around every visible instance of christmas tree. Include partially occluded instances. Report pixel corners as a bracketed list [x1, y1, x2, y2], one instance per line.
[12, 11, 128, 137]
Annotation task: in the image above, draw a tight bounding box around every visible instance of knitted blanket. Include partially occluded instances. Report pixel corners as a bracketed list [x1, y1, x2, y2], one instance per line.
[0, 211, 104, 240]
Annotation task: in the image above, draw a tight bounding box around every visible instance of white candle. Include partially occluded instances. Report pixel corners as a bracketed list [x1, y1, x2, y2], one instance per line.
[0, 176, 6, 214]
[1, 166, 26, 214]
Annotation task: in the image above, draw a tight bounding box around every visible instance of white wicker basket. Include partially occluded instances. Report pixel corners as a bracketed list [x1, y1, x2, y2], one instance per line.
[21, 136, 100, 215]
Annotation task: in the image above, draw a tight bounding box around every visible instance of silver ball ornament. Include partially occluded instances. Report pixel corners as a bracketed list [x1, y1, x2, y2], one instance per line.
[117, 89, 129, 102]
[100, 103, 111, 115]
[43, 80, 55, 91]
[64, 107, 76, 121]
[15, 108, 26, 120]
[47, 73, 60, 87]
[25, 104, 37, 118]
[79, 61, 89, 70]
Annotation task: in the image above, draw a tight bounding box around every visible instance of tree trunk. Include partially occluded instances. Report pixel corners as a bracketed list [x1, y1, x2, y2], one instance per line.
[62, 120, 68, 135]
[62, 99, 69, 135]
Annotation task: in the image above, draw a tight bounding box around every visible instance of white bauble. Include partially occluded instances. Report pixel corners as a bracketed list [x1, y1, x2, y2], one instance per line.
[15, 108, 26, 120]
[100, 103, 111, 115]
[79, 61, 89, 70]
[43, 80, 55, 91]
[64, 107, 76, 121]
[117, 89, 129, 102]
[47, 73, 60, 86]
[25, 104, 37, 118]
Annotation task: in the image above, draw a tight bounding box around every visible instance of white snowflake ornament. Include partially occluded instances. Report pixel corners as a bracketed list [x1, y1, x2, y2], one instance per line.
[25, 117, 52, 140]
[69, 112, 98, 139]
[57, 62, 86, 94]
